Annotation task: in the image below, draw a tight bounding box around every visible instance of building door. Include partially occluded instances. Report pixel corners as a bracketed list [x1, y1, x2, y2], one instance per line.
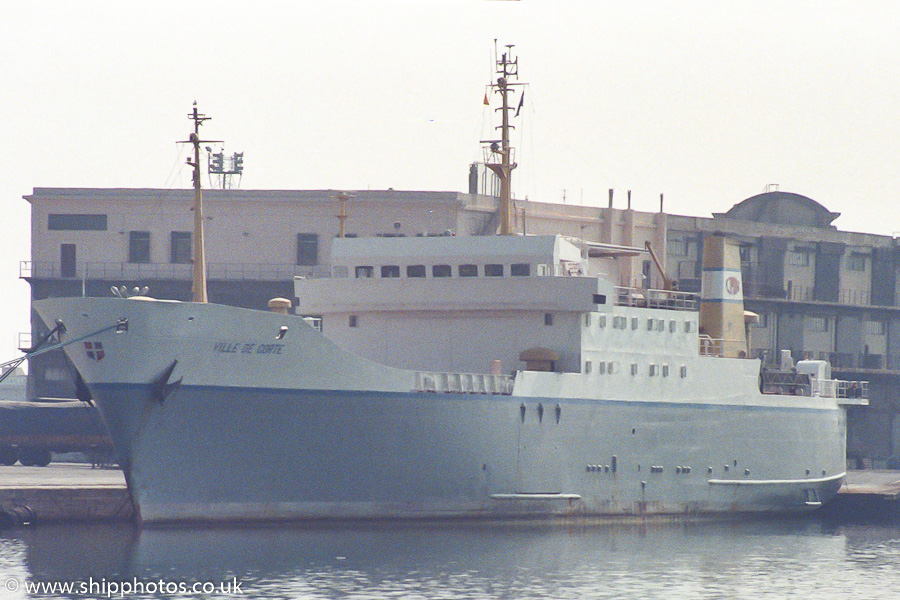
[60, 244, 76, 278]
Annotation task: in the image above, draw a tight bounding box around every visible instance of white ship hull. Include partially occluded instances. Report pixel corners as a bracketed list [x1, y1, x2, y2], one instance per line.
[34, 297, 847, 524]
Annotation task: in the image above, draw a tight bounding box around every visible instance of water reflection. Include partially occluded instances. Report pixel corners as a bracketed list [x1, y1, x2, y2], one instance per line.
[5, 518, 900, 599]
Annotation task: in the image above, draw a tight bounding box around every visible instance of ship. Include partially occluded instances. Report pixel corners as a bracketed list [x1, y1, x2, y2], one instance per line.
[31, 50, 866, 524]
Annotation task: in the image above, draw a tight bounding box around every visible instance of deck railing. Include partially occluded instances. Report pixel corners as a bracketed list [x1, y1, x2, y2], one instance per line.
[414, 371, 514, 395]
[21, 260, 328, 282]
[615, 287, 699, 311]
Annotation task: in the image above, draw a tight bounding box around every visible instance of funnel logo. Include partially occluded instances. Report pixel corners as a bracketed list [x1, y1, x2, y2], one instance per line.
[725, 276, 741, 296]
[84, 341, 105, 361]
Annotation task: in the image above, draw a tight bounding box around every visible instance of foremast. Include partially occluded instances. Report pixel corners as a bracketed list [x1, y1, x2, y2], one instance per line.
[484, 44, 525, 235]
[180, 103, 221, 303]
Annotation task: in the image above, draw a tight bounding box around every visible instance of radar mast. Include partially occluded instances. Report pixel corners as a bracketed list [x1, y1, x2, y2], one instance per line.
[483, 44, 525, 235]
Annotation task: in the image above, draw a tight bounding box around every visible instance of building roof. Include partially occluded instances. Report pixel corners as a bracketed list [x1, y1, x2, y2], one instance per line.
[716, 191, 840, 229]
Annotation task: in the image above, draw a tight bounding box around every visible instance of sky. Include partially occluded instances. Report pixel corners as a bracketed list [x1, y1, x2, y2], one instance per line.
[3, 0, 900, 361]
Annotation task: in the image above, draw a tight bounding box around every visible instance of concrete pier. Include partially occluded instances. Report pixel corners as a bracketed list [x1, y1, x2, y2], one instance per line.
[821, 469, 900, 520]
[0, 463, 132, 523]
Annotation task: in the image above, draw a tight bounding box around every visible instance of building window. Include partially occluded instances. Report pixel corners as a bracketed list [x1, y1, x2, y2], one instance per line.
[788, 250, 810, 266]
[511, 263, 530, 276]
[667, 238, 686, 256]
[544, 313, 553, 326]
[171, 231, 191, 264]
[48, 214, 107, 231]
[297, 233, 319, 266]
[349, 315, 358, 328]
[459, 264, 478, 277]
[407, 265, 426, 278]
[865, 320, 885, 336]
[433, 264, 451, 278]
[381, 265, 400, 278]
[848, 253, 867, 271]
[355, 266, 374, 278]
[485, 264, 504, 277]
[809, 316, 828, 332]
[128, 231, 150, 263]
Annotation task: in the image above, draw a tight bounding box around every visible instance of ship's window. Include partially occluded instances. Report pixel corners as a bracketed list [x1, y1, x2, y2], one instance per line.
[685, 321, 695, 333]
[333, 266, 348, 278]
[669, 320, 677, 333]
[459, 264, 478, 277]
[598, 315, 607, 328]
[647, 318, 655, 331]
[584, 361, 592, 374]
[380, 265, 400, 278]
[511, 263, 530, 276]
[406, 265, 426, 278]
[128, 231, 151, 263]
[597, 362, 606, 375]
[609, 361, 619, 374]
[680, 365, 688, 378]
[433, 264, 452, 278]
[631, 317, 638, 330]
[349, 315, 358, 328]
[355, 266, 374, 278]
[584, 314, 591, 327]
[657, 320, 666, 332]
[485, 264, 504, 277]
[544, 313, 553, 326]
[593, 294, 607, 305]
[297, 233, 319, 266]
[48, 213, 107, 231]
[631, 363, 638, 376]
[60, 244, 76, 278]
[662, 364, 669, 377]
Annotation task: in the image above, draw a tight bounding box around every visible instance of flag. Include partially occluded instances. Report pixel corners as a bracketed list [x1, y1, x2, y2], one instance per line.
[483, 92, 490, 106]
[515, 90, 525, 117]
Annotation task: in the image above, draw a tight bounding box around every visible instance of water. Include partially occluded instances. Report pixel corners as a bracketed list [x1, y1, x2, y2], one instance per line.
[2, 517, 900, 599]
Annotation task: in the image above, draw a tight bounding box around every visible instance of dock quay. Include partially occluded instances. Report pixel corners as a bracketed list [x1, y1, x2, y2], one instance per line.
[0, 463, 131, 525]
[821, 469, 900, 521]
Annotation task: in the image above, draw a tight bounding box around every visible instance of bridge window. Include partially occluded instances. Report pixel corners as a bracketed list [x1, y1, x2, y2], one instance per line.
[355, 266, 374, 278]
[380, 265, 400, 278]
[433, 265, 451, 278]
[485, 264, 504, 277]
[511, 263, 530, 276]
[406, 265, 426, 278]
[459, 264, 478, 277]
[48, 213, 107, 231]
[544, 313, 553, 326]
